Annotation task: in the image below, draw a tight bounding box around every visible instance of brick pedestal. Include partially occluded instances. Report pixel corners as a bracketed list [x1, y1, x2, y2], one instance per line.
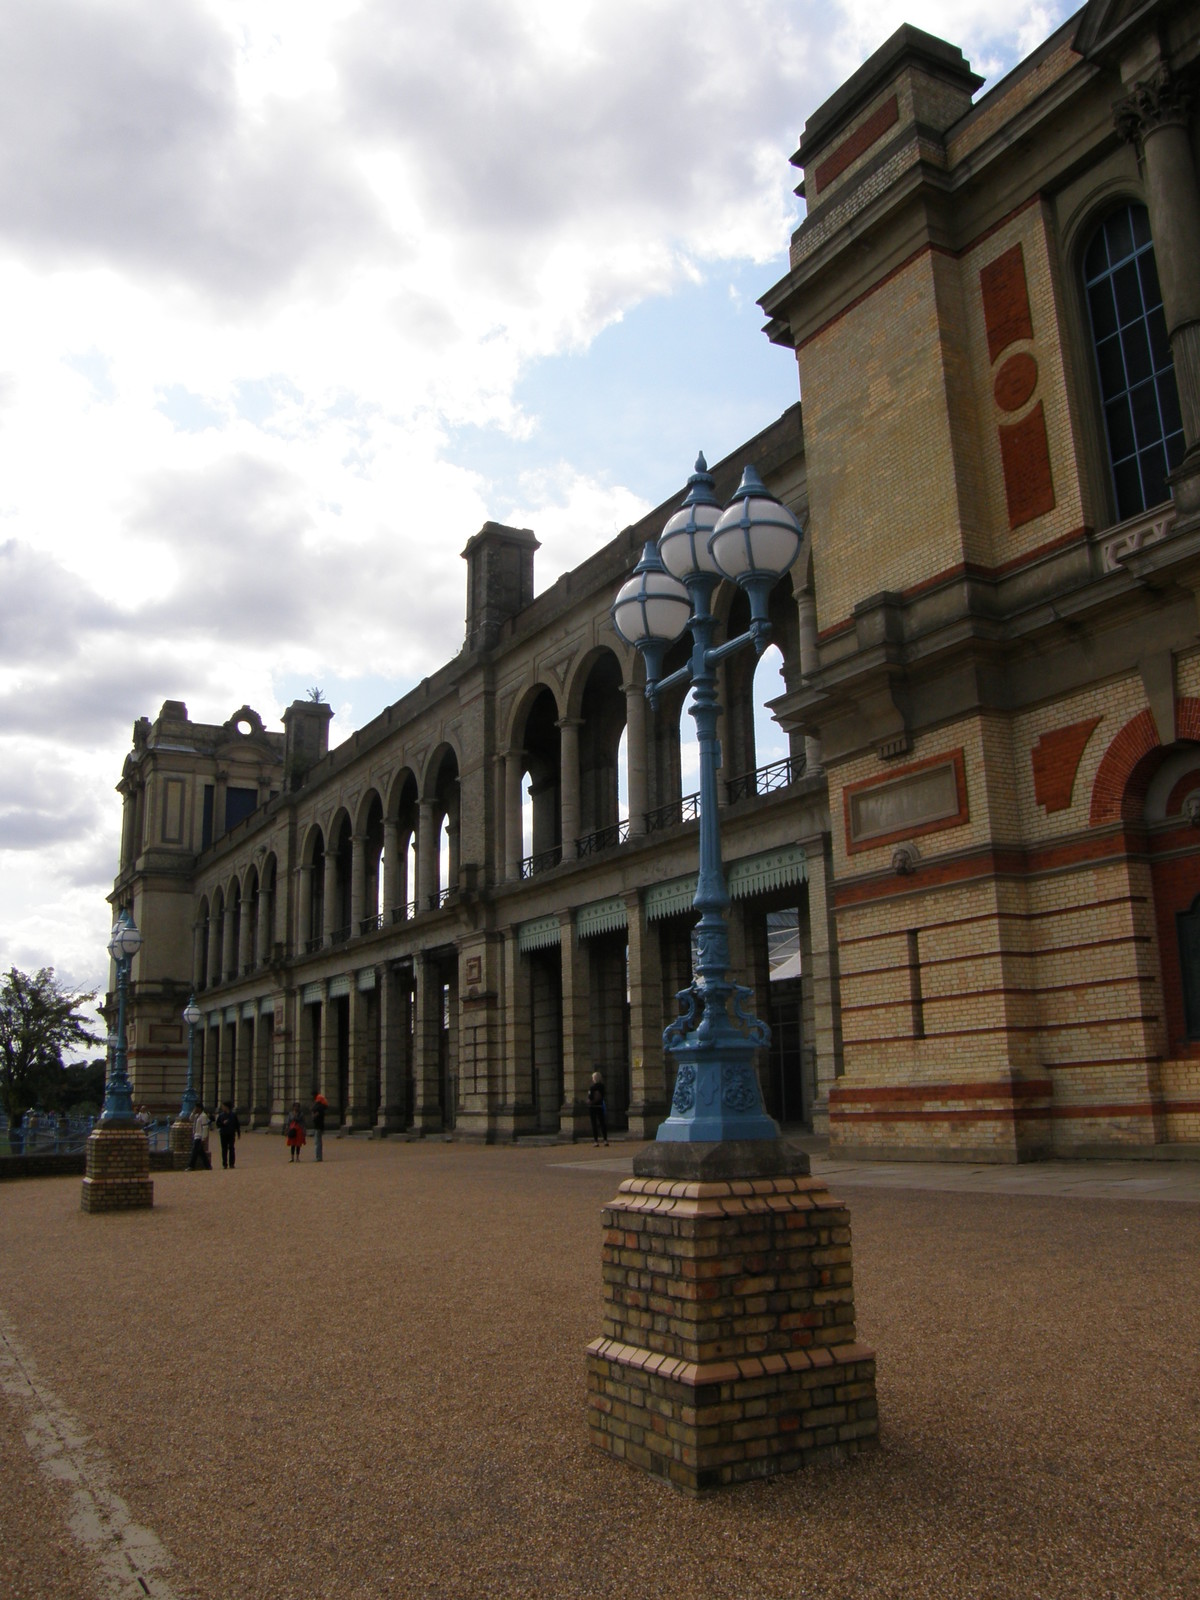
[170, 1118, 193, 1169]
[586, 1162, 877, 1493]
[80, 1127, 154, 1212]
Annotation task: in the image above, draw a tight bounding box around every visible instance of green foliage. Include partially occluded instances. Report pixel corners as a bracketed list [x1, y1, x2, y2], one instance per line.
[0, 968, 102, 1119]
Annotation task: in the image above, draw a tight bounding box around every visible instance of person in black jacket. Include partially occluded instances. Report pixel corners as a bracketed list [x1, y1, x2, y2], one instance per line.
[587, 1072, 608, 1147]
[215, 1101, 241, 1169]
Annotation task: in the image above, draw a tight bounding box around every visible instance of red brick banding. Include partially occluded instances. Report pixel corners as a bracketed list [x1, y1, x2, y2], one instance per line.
[814, 96, 899, 193]
[1031, 717, 1101, 813]
[999, 401, 1056, 528]
[980, 243, 1034, 362]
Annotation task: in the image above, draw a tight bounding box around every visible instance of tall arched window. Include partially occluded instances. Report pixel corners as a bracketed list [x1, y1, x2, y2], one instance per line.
[1084, 202, 1185, 521]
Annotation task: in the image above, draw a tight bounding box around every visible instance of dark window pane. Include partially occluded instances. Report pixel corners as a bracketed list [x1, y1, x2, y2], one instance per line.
[1114, 457, 1142, 520]
[1137, 250, 1163, 313]
[1158, 373, 1183, 437]
[1122, 320, 1152, 385]
[1105, 395, 1136, 461]
[1148, 306, 1171, 369]
[1084, 229, 1109, 280]
[1130, 379, 1162, 449]
[1140, 443, 1168, 507]
[1113, 261, 1142, 325]
[1107, 206, 1134, 264]
[1088, 278, 1118, 341]
[1131, 204, 1152, 249]
[1096, 334, 1126, 395]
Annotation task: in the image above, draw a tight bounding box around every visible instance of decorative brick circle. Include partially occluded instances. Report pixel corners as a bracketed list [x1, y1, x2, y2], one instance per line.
[993, 352, 1038, 413]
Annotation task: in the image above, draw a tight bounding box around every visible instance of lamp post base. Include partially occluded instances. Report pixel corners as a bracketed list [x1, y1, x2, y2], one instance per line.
[587, 1155, 876, 1493]
[80, 1127, 154, 1213]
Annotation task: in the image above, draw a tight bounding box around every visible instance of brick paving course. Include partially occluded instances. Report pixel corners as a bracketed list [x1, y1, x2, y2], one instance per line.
[1, 1136, 1198, 1600]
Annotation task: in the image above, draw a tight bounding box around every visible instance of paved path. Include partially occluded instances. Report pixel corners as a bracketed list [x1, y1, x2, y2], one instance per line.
[2, 1139, 1198, 1600]
[550, 1141, 1200, 1202]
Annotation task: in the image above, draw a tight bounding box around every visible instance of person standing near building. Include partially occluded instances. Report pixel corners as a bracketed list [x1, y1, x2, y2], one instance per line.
[587, 1071, 608, 1147]
[285, 1103, 306, 1163]
[312, 1092, 327, 1162]
[216, 1101, 240, 1169]
[188, 1103, 211, 1170]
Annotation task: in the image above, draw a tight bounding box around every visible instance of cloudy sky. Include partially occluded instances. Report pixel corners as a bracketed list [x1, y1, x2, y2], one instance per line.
[0, 0, 1072, 1000]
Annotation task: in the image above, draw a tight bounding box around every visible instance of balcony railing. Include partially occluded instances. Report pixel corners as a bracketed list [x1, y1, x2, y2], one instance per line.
[521, 846, 563, 878]
[305, 936, 323, 954]
[330, 925, 351, 946]
[360, 913, 384, 936]
[644, 792, 700, 834]
[724, 754, 801, 805]
[576, 818, 631, 856]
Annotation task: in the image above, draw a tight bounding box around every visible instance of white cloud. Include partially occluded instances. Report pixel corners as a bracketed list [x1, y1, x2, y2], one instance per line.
[0, 0, 1071, 982]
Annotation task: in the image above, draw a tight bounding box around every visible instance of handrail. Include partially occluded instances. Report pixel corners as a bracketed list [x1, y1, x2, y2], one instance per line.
[724, 754, 801, 805]
[644, 792, 700, 834]
[520, 846, 562, 878]
[575, 818, 631, 856]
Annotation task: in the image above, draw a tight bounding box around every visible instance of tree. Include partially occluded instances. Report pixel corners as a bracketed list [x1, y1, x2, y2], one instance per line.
[0, 968, 102, 1119]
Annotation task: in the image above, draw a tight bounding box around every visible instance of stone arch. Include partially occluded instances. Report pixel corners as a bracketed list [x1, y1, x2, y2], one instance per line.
[566, 646, 626, 842]
[504, 679, 564, 753]
[355, 787, 386, 925]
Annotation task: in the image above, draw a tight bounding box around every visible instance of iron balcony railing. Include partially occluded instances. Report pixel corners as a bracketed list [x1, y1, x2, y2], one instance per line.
[724, 754, 801, 805]
[330, 925, 351, 946]
[360, 912, 384, 936]
[305, 936, 323, 954]
[644, 791, 701, 834]
[575, 818, 631, 857]
[520, 845, 563, 878]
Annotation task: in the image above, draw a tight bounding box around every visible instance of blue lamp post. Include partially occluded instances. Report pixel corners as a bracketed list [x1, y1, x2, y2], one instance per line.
[180, 996, 201, 1119]
[101, 908, 144, 1126]
[613, 455, 803, 1145]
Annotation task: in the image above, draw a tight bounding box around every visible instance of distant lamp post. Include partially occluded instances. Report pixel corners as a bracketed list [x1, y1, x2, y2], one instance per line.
[180, 997, 202, 1119]
[612, 455, 803, 1144]
[100, 908, 143, 1126]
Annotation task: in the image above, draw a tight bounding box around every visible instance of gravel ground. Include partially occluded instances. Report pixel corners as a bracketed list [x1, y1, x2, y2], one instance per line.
[1, 1136, 1198, 1600]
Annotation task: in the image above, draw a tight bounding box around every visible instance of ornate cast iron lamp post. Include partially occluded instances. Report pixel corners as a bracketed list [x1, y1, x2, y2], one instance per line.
[612, 454, 803, 1148]
[589, 461, 878, 1489]
[180, 996, 201, 1120]
[100, 908, 144, 1125]
[82, 908, 155, 1210]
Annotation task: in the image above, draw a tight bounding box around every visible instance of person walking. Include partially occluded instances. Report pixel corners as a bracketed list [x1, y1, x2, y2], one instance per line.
[587, 1071, 609, 1146]
[285, 1102, 306, 1163]
[312, 1092, 327, 1162]
[187, 1103, 212, 1170]
[216, 1101, 241, 1169]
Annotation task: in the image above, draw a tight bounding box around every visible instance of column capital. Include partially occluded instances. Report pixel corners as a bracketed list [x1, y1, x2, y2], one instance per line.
[1115, 67, 1191, 147]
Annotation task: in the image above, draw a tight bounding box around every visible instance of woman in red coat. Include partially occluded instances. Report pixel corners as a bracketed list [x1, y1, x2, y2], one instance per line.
[285, 1103, 306, 1162]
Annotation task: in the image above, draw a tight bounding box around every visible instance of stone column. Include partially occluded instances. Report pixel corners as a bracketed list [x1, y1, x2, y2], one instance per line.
[410, 955, 444, 1133]
[251, 1007, 271, 1127]
[624, 682, 648, 836]
[497, 929, 534, 1137]
[447, 790, 461, 893]
[345, 981, 372, 1130]
[1117, 70, 1200, 511]
[796, 588, 823, 774]
[323, 851, 341, 942]
[417, 799, 439, 911]
[383, 819, 401, 919]
[297, 863, 313, 952]
[625, 892, 666, 1137]
[222, 899, 236, 982]
[238, 896, 254, 977]
[559, 910, 591, 1140]
[235, 1014, 253, 1116]
[350, 833, 367, 935]
[504, 750, 524, 881]
[256, 887, 271, 968]
[376, 963, 409, 1133]
[559, 718, 582, 858]
[317, 989, 339, 1114]
[193, 921, 205, 990]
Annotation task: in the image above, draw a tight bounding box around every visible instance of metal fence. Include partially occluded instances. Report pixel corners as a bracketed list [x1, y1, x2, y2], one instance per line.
[1, 1112, 173, 1157]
